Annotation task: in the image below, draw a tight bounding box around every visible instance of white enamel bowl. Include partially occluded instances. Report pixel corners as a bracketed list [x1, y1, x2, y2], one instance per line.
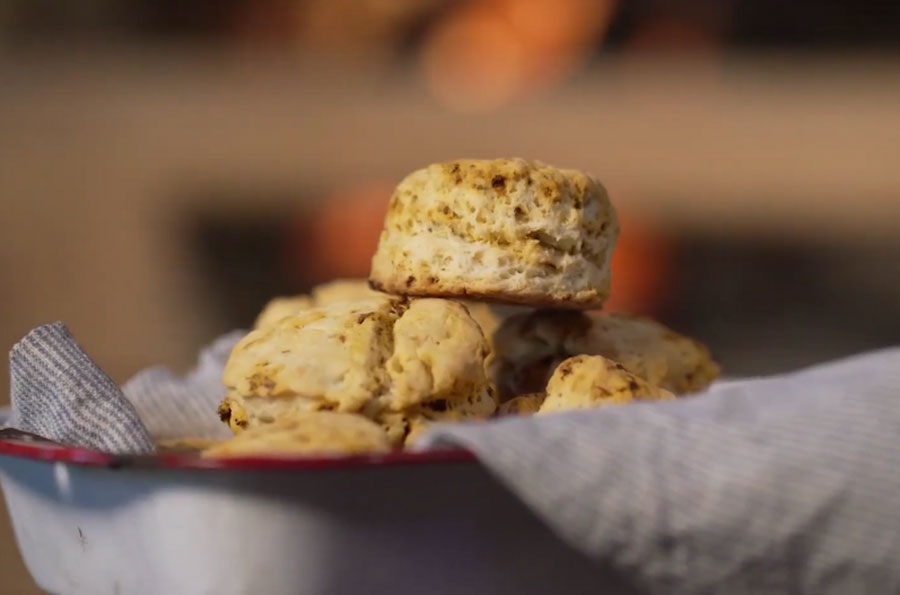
[0, 412, 632, 595]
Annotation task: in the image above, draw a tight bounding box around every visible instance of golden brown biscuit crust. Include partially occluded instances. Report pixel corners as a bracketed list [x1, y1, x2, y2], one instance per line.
[497, 393, 546, 416]
[492, 310, 720, 399]
[222, 296, 497, 444]
[203, 412, 391, 457]
[369, 158, 618, 309]
[539, 355, 674, 413]
[369, 280, 602, 308]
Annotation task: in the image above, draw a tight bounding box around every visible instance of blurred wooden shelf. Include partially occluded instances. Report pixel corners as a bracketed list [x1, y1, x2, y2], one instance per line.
[1, 47, 899, 237]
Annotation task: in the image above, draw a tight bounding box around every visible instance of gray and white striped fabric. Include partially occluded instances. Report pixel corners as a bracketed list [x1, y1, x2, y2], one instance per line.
[7, 322, 900, 592]
[8, 322, 242, 452]
[421, 347, 900, 593]
[9, 322, 155, 453]
[121, 330, 244, 442]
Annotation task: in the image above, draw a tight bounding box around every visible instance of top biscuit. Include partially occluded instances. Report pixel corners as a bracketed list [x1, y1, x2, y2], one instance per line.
[369, 158, 619, 309]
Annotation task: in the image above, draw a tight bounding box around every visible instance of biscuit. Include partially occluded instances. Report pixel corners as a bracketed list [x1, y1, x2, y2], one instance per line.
[571, 313, 720, 394]
[203, 412, 391, 457]
[369, 159, 619, 308]
[365, 298, 496, 445]
[254, 279, 384, 330]
[373, 410, 411, 447]
[458, 301, 530, 356]
[404, 418, 431, 446]
[255, 280, 519, 363]
[254, 295, 314, 329]
[492, 310, 719, 398]
[539, 355, 674, 413]
[385, 298, 493, 412]
[218, 393, 330, 433]
[497, 393, 546, 416]
[222, 296, 496, 436]
[400, 385, 496, 423]
[310, 278, 384, 304]
[372, 410, 431, 448]
[371, 383, 494, 446]
[491, 309, 587, 399]
[223, 295, 403, 419]
[375, 394, 491, 447]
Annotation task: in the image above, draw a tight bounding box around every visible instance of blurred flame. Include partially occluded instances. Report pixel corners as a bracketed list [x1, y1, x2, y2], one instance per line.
[232, 0, 440, 53]
[422, 0, 617, 111]
[298, 0, 440, 53]
[603, 212, 673, 315]
[505, 0, 608, 52]
[421, 4, 526, 112]
[304, 183, 393, 280]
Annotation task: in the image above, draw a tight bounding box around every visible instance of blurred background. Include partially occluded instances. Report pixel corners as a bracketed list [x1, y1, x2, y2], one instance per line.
[1, 0, 900, 590]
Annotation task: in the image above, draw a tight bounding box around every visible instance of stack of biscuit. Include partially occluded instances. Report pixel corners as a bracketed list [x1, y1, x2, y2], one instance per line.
[206, 158, 719, 457]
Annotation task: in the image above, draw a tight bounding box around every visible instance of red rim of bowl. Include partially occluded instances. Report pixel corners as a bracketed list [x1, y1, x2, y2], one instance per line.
[0, 436, 477, 471]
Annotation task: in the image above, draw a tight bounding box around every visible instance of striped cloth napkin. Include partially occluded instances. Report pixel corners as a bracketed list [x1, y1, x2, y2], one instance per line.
[8, 322, 239, 451]
[8, 322, 900, 593]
